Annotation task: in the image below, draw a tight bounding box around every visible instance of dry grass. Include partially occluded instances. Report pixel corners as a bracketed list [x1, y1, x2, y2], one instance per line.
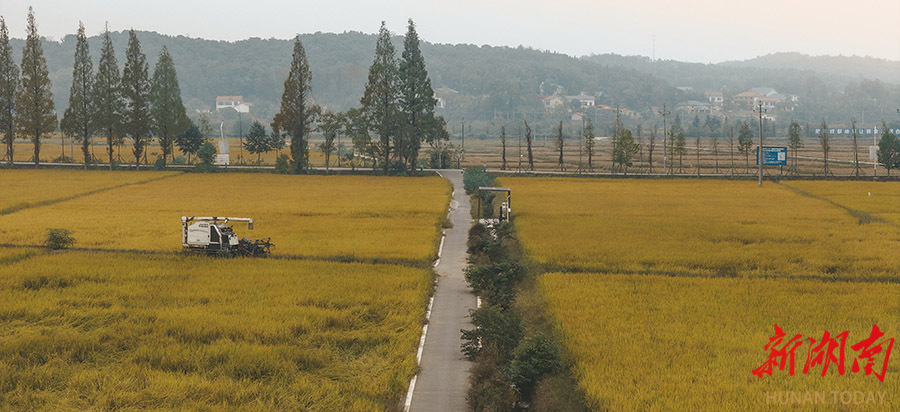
[0, 173, 450, 261]
[499, 177, 900, 280]
[540, 273, 900, 411]
[0, 251, 431, 411]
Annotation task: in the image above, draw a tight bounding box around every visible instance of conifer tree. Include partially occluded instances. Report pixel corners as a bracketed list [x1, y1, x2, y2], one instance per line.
[149, 46, 188, 167]
[584, 119, 595, 171]
[92, 24, 123, 169]
[61, 22, 93, 168]
[272, 36, 318, 173]
[15, 7, 56, 167]
[524, 119, 534, 170]
[398, 19, 438, 173]
[500, 125, 507, 170]
[361, 22, 400, 174]
[0, 17, 18, 166]
[555, 120, 564, 170]
[122, 29, 151, 170]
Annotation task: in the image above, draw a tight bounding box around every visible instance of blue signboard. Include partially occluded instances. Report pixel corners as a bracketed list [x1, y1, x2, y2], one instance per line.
[756, 146, 787, 166]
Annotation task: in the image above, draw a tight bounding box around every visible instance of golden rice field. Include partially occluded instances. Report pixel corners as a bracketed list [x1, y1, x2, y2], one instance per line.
[0, 251, 431, 411]
[501, 177, 900, 410]
[0, 170, 178, 213]
[9, 139, 329, 166]
[0, 172, 450, 261]
[499, 177, 900, 281]
[782, 181, 900, 227]
[540, 273, 900, 411]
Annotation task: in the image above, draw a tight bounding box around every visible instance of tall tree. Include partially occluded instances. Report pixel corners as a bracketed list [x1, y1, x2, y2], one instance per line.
[788, 121, 802, 175]
[584, 118, 595, 171]
[0, 17, 18, 166]
[61, 22, 93, 168]
[272, 36, 318, 173]
[818, 120, 831, 176]
[647, 125, 656, 174]
[398, 19, 438, 173]
[851, 119, 861, 177]
[92, 25, 122, 169]
[149, 46, 188, 167]
[876, 121, 899, 176]
[318, 110, 344, 171]
[122, 29, 151, 170]
[555, 120, 564, 171]
[524, 119, 534, 170]
[499, 125, 507, 170]
[15, 7, 56, 167]
[695, 135, 701, 177]
[360, 22, 400, 174]
[613, 128, 639, 175]
[176, 120, 203, 163]
[711, 134, 719, 174]
[674, 131, 686, 173]
[243, 120, 270, 164]
[738, 121, 753, 173]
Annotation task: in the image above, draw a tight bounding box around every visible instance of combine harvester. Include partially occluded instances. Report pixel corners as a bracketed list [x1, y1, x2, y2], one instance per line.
[181, 216, 273, 257]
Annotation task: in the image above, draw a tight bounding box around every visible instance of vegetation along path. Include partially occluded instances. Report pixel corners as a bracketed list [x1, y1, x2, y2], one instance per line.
[407, 169, 477, 412]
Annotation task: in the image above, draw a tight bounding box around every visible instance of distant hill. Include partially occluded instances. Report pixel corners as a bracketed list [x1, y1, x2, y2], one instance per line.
[721, 52, 900, 85]
[7, 31, 900, 129]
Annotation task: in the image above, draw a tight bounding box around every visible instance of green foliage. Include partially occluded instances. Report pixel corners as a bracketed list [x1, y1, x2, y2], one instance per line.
[0, 17, 16, 166]
[243, 121, 271, 164]
[318, 111, 343, 169]
[461, 304, 522, 362]
[272, 36, 318, 174]
[737, 121, 753, 170]
[15, 7, 56, 167]
[149, 47, 189, 167]
[197, 141, 216, 164]
[524, 120, 534, 170]
[877, 122, 900, 176]
[122, 29, 152, 170]
[467, 344, 517, 412]
[508, 333, 563, 402]
[176, 120, 204, 162]
[613, 128, 639, 173]
[463, 167, 493, 195]
[92, 26, 123, 170]
[397, 19, 440, 173]
[465, 260, 525, 309]
[819, 120, 831, 175]
[61, 22, 93, 170]
[360, 22, 400, 175]
[44, 228, 75, 250]
[274, 153, 293, 174]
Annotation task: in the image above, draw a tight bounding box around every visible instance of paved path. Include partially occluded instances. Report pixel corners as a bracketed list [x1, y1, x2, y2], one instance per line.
[407, 169, 476, 412]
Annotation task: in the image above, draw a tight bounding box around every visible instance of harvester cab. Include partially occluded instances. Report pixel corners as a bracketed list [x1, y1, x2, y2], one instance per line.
[181, 216, 273, 257]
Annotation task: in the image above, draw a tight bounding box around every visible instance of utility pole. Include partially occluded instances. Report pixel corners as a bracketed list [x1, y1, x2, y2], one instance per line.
[658, 104, 670, 176]
[755, 101, 765, 187]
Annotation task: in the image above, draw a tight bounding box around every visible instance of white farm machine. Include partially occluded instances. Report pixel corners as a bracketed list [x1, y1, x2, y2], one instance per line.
[181, 216, 273, 257]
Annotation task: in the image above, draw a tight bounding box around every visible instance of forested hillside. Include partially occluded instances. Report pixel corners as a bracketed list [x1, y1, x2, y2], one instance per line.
[8, 30, 900, 128]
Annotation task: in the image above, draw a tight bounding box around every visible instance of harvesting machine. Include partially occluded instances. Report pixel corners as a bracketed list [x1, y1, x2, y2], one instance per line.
[181, 216, 273, 257]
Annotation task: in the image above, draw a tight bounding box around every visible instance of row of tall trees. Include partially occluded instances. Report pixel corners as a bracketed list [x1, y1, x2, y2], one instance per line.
[271, 19, 449, 175]
[492, 115, 900, 176]
[0, 9, 189, 169]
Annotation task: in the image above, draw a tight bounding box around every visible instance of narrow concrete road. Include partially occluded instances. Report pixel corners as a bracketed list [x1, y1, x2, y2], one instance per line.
[408, 169, 476, 412]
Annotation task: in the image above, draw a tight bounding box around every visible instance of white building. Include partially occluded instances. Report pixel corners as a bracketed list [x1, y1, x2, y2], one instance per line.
[216, 96, 250, 113]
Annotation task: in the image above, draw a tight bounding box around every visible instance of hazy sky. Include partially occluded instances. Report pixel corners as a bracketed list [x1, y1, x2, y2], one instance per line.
[2, 0, 899, 63]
